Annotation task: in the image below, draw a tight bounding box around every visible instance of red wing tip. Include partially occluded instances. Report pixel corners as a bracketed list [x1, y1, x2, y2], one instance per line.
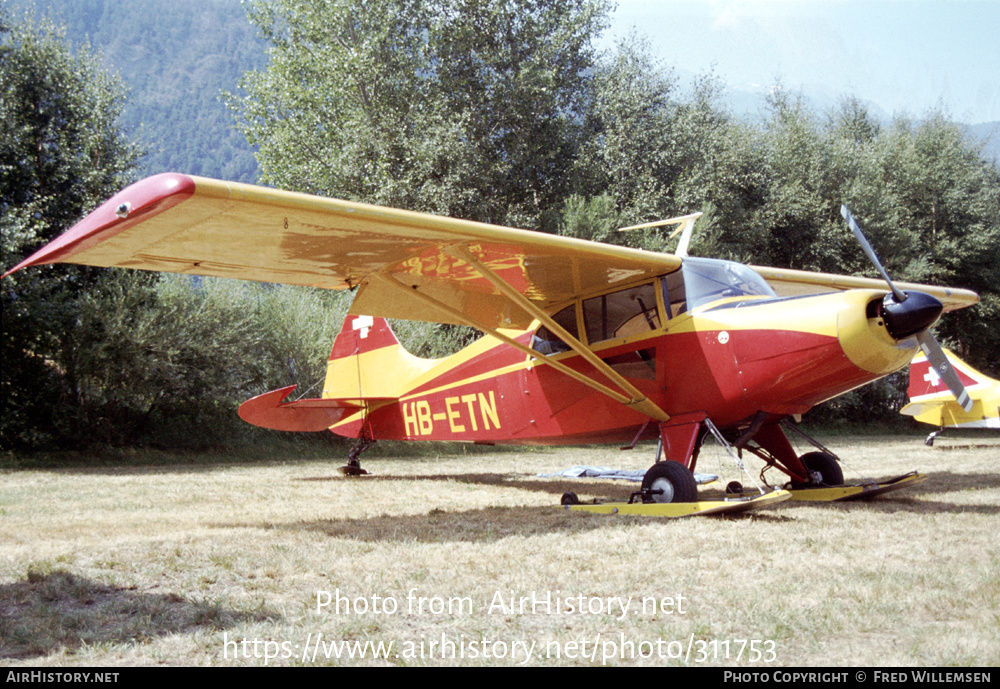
[1, 173, 197, 277]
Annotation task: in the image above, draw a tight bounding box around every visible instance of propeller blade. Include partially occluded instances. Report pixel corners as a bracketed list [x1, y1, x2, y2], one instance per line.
[916, 332, 974, 412]
[841, 205, 908, 303]
[842, 204, 972, 411]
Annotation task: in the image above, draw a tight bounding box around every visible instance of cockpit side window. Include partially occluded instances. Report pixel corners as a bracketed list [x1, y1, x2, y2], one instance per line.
[583, 282, 659, 344]
[663, 269, 687, 317]
[532, 304, 578, 355]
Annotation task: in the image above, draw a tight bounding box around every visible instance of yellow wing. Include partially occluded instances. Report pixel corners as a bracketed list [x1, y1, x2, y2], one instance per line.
[5, 173, 980, 326]
[3, 174, 681, 329]
[752, 265, 979, 313]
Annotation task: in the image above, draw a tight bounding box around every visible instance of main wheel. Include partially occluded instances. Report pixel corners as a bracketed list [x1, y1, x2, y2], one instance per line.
[795, 451, 843, 487]
[641, 462, 698, 504]
[560, 491, 580, 506]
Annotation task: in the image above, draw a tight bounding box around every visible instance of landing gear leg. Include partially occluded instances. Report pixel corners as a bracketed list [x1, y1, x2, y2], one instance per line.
[634, 414, 706, 503]
[341, 436, 374, 476]
[777, 421, 845, 487]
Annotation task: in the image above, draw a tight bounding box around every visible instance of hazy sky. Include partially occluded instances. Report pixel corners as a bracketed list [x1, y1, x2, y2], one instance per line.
[605, 0, 1000, 124]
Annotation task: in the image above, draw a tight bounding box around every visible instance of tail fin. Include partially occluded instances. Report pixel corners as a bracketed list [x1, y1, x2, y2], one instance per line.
[907, 349, 981, 403]
[239, 316, 436, 433]
[324, 315, 437, 399]
[903, 349, 998, 429]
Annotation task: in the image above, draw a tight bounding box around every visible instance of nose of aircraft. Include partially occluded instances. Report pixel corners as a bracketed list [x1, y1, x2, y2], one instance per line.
[881, 291, 943, 340]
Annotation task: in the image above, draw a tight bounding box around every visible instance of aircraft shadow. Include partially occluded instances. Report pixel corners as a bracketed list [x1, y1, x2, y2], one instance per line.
[0, 569, 276, 661]
[288, 466, 1000, 532]
[297, 471, 641, 501]
[241, 471, 788, 543]
[260, 503, 787, 545]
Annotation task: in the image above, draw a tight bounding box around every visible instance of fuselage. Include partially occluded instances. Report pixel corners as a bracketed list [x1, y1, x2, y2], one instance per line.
[328, 258, 920, 445]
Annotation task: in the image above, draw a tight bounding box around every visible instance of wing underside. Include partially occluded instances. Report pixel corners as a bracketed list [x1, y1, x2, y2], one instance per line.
[3, 174, 682, 330]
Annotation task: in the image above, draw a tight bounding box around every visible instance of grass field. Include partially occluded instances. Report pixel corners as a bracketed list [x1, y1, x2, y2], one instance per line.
[2, 434, 998, 666]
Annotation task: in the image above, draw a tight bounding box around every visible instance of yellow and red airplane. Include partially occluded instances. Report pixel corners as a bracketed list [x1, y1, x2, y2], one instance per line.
[901, 348, 999, 445]
[2, 174, 980, 506]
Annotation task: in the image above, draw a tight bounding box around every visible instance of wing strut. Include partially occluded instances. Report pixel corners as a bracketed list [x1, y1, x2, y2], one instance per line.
[368, 272, 639, 409]
[446, 245, 668, 421]
[392, 245, 670, 422]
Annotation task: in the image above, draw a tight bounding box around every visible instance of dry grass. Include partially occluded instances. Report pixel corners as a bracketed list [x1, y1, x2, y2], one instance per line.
[1, 435, 998, 666]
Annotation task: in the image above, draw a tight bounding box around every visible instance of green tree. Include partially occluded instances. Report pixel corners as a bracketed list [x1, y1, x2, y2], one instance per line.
[562, 38, 757, 259]
[570, 34, 681, 226]
[693, 92, 1000, 386]
[870, 113, 1000, 374]
[1, 11, 143, 449]
[61, 273, 348, 447]
[231, 0, 614, 359]
[230, 0, 610, 232]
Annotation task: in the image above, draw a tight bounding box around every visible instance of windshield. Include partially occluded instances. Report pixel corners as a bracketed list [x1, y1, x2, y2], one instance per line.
[679, 257, 776, 310]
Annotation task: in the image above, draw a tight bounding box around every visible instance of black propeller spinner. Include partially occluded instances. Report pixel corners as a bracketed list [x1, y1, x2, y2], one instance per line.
[841, 205, 972, 412]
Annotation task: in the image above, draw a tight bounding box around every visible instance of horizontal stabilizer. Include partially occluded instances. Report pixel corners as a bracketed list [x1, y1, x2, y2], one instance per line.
[238, 385, 391, 432]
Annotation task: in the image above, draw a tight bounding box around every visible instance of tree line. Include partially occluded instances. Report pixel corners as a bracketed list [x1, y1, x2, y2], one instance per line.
[2, 2, 998, 451]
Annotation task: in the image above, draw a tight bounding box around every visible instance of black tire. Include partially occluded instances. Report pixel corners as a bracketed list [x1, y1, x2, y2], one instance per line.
[641, 462, 698, 504]
[796, 451, 843, 487]
[560, 491, 579, 506]
[725, 481, 743, 495]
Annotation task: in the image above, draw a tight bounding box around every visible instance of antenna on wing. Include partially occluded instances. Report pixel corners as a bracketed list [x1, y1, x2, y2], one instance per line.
[617, 212, 703, 258]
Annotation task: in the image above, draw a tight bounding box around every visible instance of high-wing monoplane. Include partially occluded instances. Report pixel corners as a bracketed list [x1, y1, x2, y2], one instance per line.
[901, 349, 999, 445]
[2, 174, 980, 509]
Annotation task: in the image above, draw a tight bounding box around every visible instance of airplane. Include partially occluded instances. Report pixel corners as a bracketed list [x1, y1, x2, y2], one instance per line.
[901, 348, 999, 445]
[1, 173, 980, 509]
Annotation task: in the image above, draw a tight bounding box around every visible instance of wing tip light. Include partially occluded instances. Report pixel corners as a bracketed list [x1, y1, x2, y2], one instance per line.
[1, 172, 197, 279]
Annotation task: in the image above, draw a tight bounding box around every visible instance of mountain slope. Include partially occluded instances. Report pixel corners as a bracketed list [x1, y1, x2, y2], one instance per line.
[8, 0, 266, 183]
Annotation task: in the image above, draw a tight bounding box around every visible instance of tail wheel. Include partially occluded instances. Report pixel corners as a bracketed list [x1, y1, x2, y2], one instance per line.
[796, 451, 843, 487]
[641, 461, 698, 504]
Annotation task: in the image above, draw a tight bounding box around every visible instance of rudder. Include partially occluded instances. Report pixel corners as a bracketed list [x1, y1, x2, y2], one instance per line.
[329, 315, 401, 362]
[324, 315, 437, 399]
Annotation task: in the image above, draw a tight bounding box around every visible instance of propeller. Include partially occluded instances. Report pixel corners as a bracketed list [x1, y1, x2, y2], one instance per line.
[841, 205, 973, 412]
